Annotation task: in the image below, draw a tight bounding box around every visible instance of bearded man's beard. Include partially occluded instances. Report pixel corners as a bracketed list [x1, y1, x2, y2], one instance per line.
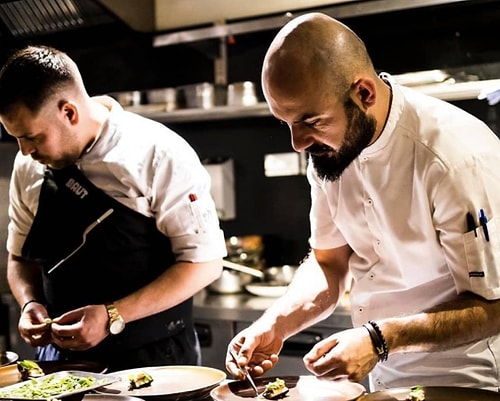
[310, 97, 377, 182]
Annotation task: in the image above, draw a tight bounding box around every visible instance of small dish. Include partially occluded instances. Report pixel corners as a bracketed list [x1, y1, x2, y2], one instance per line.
[244, 283, 288, 298]
[0, 351, 18, 367]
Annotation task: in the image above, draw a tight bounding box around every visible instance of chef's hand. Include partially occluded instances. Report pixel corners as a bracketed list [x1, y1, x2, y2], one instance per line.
[226, 324, 282, 380]
[50, 305, 108, 351]
[303, 326, 377, 382]
[19, 301, 53, 347]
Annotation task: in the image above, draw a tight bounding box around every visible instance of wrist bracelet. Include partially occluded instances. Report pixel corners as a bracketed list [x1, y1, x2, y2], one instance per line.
[21, 299, 42, 313]
[363, 320, 389, 362]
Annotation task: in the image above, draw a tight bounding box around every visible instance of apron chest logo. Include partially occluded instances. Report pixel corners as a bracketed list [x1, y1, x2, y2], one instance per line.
[65, 178, 89, 199]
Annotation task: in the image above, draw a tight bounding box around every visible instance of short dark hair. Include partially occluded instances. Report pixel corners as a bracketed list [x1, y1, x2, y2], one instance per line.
[0, 45, 75, 115]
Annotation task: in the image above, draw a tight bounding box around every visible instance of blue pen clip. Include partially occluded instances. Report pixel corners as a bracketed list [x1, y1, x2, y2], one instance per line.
[479, 209, 490, 242]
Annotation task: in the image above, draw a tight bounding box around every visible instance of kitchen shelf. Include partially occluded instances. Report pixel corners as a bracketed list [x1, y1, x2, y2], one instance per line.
[127, 79, 500, 124]
[125, 102, 272, 123]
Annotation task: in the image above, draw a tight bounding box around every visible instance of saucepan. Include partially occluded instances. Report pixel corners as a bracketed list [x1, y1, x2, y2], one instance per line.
[208, 261, 298, 294]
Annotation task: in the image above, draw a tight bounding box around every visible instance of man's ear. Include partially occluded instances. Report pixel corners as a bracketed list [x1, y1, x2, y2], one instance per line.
[60, 100, 79, 125]
[351, 78, 376, 110]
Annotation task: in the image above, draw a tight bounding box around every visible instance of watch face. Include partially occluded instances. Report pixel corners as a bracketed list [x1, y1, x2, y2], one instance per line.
[110, 319, 125, 335]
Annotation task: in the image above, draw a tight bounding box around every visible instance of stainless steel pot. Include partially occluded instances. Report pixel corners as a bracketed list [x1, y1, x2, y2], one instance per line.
[208, 262, 298, 294]
[208, 269, 253, 294]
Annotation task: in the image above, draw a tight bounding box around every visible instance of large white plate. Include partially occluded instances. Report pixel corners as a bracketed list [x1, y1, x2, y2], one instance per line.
[96, 365, 226, 401]
[244, 283, 288, 297]
[0, 370, 120, 400]
[211, 376, 366, 401]
[357, 386, 500, 401]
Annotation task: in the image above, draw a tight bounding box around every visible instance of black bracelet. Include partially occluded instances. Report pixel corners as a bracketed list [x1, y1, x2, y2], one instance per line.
[21, 299, 42, 313]
[363, 320, 389, 362]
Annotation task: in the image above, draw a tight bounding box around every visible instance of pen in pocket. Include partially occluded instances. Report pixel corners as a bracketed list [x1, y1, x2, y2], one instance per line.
[466, 212, 477, 237]
[479, 209, 490, 242]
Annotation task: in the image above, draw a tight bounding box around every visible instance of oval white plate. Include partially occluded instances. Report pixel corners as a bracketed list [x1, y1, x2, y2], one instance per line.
[244, 283, 288, 297]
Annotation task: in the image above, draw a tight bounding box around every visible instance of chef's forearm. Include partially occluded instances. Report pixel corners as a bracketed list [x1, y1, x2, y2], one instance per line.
[111, 259, 222, 323]
[7, 253, 45, 309]
[379, 292, 500, 355]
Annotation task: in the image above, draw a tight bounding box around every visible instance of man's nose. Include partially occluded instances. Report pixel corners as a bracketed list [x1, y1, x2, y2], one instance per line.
[290, 126, 311, 152]
[18, 139, 34, 155]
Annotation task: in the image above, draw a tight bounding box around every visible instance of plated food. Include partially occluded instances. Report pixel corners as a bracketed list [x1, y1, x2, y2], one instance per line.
[96, 365, 226, 401]
[17, 360, 45, 380]
[211, 375, 366, 401]
[0, 370, 119, 400]
[128, 371, 154, 390]
[0, 360, 108, 388]
[262, 378, 289, 399]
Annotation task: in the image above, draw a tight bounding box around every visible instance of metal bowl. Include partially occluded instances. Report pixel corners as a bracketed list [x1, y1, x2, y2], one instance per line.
[263, 265, 298, 285]
[208, 269, 253, 294]
[0, 351, 18, 367]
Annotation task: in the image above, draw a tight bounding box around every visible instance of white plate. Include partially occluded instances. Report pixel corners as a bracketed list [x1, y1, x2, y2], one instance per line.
[245, 283, 288, 297]
[211, 376, 366, 401]
[0, 370, 120, 400]
[96, 365, 226, 400]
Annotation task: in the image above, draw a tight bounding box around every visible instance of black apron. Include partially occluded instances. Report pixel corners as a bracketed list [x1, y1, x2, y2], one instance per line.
[21, 165, 199, 370]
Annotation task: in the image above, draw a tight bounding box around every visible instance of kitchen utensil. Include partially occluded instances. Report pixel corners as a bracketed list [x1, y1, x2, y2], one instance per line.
[48, 208, 114, 274]
[0, 360, 108, 387]
[0, 370, 120, 400]
[357, 386, 500, 401]
[0, 351, 18, 367]
[95, 365, 226, 401]
[211, 375, 366, 401]
[228, 349, 259, 397]
[223, 260, 264, 279]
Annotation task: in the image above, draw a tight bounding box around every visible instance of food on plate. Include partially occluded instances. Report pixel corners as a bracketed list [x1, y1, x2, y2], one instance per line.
[0, 372, 108, 399]
[406, 385, 425, 401]
[262, 377, 289, 399]
[17, 360, 45, 380]
[128, 371, 154, 390]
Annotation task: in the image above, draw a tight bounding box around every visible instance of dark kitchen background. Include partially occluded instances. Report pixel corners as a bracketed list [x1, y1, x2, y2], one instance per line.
[1, 0, 500, 356]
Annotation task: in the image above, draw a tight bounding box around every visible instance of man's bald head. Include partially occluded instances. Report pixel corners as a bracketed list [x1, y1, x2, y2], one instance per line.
[262, 12, 375, 101]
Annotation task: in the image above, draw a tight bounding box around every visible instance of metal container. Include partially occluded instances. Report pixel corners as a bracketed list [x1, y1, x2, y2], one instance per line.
[208, 269, 253, 294]
[145, 87, 178, 112]
[179, 83, 227, 109]
[227, 81, 258, 107]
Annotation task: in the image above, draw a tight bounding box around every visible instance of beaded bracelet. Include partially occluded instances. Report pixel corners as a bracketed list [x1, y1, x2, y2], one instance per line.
[363, 320, 389, 362]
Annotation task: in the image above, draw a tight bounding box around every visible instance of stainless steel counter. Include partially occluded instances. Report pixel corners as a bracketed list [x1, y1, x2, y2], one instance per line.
[193, 289, 352, 328]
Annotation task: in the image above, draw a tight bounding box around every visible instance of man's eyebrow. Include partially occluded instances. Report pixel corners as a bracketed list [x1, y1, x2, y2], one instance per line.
[293, 113, 318, 124]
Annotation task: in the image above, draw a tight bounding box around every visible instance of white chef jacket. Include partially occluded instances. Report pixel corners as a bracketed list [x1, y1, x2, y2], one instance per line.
[7, 96, 227, 263]
[308, 74, 500, 391]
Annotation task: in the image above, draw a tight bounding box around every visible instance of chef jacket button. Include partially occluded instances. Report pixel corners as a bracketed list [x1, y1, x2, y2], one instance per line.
[375, 240, 381, 246]
[358, 306, 364, 313]
[367, 198, 373, 205]
[362, 156, 369, 162]
[369, 273, 375, 280]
